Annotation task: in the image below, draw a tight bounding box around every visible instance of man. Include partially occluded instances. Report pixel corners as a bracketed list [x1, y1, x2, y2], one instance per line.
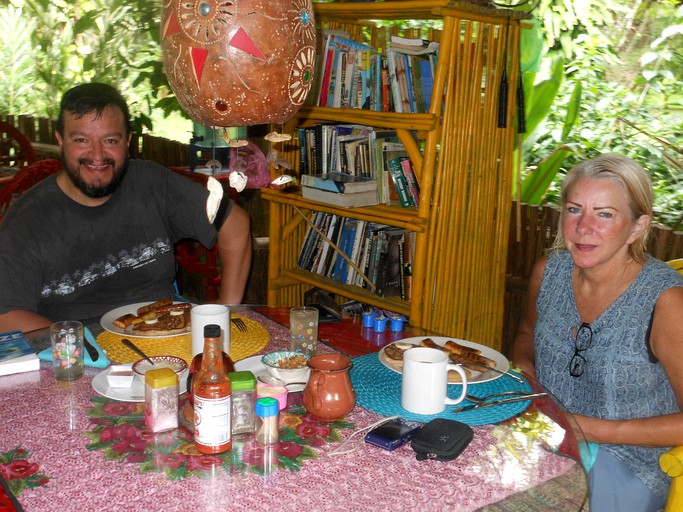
[0, 83, 251, 332]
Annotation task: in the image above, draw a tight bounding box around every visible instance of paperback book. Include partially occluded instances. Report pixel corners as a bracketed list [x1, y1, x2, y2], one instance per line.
[0, 330, 40, 376]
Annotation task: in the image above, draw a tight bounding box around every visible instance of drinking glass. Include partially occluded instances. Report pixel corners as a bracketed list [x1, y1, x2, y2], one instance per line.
[50, 321, 85, 381]
[289, 306, 319, 356]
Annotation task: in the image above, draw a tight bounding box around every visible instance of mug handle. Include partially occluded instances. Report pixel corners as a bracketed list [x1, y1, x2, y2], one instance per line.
[444, 364, 468, 405]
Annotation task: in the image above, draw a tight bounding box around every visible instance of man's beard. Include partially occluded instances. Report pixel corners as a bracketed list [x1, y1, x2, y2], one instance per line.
[62, 156, 129, 198]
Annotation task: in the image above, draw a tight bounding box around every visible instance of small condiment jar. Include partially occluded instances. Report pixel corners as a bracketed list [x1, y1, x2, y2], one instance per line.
[228, 371, 257, 437]
[254, 397, 279, 445]
[145, 367, 178, 433]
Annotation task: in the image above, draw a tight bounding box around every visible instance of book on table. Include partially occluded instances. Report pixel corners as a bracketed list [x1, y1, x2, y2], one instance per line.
[0, 330, 40, 376]
[301, 186, 379, 208]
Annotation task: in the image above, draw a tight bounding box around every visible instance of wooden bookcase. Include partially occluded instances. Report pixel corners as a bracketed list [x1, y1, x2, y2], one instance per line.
[262, 0, 527, 351]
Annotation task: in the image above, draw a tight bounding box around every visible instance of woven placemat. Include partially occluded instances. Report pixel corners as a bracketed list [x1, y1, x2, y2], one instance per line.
[350, 353, 533, 426]
[97, 315, 269, 365]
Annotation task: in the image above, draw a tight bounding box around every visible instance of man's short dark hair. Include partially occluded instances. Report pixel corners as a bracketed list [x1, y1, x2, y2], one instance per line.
[56, 83, 132, 135]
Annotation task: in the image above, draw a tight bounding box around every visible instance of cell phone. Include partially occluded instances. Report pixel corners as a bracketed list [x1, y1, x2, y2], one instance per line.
[364, 419, 422, 451]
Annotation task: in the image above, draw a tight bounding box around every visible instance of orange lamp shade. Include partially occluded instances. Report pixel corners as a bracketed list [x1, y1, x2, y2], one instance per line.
[161, 0, 316, 127]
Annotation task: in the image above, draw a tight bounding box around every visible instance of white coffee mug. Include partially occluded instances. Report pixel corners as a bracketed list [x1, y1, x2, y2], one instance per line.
[401, 347, 468, 414]
[191, 304, 230, 357]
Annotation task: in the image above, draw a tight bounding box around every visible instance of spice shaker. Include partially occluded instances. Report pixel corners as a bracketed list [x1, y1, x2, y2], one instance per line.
[228, 371, 257, 436]
[145, 367, 178, 433]
[255, 397, 279, 445]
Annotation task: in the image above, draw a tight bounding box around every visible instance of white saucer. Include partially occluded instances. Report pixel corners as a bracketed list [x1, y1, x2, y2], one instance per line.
[92, 366, 187, 402]
[234, 355, 307, 392]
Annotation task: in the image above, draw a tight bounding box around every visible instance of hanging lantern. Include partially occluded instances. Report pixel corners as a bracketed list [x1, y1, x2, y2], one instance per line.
[161, 0, 316, 127]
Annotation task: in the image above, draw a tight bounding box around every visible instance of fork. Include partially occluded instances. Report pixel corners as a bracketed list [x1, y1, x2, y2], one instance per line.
[464, 389, 536, 405]
[231, 317, 248, 333]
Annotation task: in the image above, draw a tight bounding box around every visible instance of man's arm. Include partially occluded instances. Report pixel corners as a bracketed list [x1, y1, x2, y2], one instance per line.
[215, 203, 252, 305]
[0, 310, 52, 333]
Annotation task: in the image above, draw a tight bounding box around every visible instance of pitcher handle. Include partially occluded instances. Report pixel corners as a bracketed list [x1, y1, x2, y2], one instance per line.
[310, 372, 325, 411]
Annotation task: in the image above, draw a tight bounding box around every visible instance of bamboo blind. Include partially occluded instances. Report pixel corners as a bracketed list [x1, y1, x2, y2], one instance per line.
[423, 14, 521, 350]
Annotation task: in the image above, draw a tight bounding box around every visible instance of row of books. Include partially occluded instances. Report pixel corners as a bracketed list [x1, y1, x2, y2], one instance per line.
[298, 124, 421, 208]
[307, 31, 439, 114]
[297, 213, 414, 301]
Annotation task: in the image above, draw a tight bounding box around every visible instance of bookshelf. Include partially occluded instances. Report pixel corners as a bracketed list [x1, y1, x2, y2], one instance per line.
[262, 0, 528, 351]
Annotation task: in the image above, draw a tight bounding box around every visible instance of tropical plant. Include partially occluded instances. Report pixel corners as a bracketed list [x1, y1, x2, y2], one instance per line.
[513, 0, 682, 228]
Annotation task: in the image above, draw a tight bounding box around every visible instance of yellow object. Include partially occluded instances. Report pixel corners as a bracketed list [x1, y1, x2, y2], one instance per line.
[668, 258, 683, 275]
[97, 315, 269, 364]
[145, 368, 178, 388]
[661, 446, 683, 512]
[661, 260, 683, 512]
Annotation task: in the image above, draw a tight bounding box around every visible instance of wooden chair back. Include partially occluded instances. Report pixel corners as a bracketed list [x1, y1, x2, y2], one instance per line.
[0, 121, 38, 168]
[0, 159, 62, 222]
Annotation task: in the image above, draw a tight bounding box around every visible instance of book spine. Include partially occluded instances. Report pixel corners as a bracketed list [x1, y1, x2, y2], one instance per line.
[386, 51, 402, 113]
[381, 57, 390, 113]
[298, 127, 309, 175]
[399, 158, 420, 207]
[386, 157, 412, 207]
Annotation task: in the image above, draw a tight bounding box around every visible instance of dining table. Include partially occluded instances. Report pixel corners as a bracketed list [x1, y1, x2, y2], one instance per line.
[0, 306, 589, 511]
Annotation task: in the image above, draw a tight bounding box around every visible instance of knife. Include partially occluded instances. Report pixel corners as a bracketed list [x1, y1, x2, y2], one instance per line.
[461, 362, 525, 383]
[451, 392, 547, 413]
[83, 327, 100, 362]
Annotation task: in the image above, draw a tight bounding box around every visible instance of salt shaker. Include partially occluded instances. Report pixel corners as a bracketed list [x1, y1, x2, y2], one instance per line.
[228, 371, 257, 436]
[255, 397, 279, 445]
[145, 367, 178, 433]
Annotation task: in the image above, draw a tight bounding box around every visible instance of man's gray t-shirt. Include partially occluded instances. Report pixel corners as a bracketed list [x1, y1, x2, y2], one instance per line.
[0, 160, 217, 321]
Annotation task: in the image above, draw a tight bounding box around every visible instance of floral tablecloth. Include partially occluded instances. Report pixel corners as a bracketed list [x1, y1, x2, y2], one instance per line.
[0, 310, 587, 511]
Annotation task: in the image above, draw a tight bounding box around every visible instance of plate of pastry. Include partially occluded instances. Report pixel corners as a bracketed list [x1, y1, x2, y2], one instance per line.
[101, 300, 193, 338]
[378, 336, 510, 385]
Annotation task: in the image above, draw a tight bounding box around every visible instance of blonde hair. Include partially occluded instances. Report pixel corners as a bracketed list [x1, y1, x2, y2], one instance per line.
[552, 153, 653, 263]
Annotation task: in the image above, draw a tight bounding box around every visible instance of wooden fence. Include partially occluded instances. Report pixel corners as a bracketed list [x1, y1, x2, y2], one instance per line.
[4, 115, 682, 354]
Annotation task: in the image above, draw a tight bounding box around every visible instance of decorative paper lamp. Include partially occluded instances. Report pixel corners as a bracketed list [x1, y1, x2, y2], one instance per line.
[161, 0, 316, 128]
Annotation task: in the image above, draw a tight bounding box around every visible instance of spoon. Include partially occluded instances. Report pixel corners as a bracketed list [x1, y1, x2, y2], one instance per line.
[122, 338, 155, 365]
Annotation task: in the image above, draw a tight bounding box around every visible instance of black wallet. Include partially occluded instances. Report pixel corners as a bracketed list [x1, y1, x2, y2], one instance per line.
[410, 418, 474, 461]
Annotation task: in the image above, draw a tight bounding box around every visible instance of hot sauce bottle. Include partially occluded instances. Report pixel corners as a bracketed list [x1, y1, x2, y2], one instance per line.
[193, 324, 232, 454]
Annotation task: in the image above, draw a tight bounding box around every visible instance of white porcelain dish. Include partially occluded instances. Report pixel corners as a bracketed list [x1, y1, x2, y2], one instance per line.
[234, 355, 307, 392]
[378, 336, 510, 385]
[92, 366, 187, 402]
[100, 302, 191, 338]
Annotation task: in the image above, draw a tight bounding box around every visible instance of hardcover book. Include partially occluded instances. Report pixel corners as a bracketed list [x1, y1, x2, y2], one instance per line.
[300, 173, 377, 194]
[302, 186, 379, 208]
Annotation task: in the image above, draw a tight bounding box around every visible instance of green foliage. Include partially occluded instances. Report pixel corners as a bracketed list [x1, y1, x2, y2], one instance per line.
[1, 0, 182, 131]
[516, 1, 682, 228]
[0, 6, 36, 115]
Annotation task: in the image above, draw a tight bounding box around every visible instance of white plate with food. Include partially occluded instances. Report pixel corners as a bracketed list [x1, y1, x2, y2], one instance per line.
[379, 336, 510, 384]
[101, 300, 193, 338]
[234, 355, 307, 392]
[91, 366, 187, 402]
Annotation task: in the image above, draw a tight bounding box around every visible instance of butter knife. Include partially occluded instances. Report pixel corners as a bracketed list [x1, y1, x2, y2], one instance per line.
[462, 362, 525, 383]
[452, 392, 547, 413]
[83, 327, 100, 362]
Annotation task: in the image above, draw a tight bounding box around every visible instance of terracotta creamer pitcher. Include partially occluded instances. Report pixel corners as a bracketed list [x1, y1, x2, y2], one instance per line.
[303, 354, 355, 422]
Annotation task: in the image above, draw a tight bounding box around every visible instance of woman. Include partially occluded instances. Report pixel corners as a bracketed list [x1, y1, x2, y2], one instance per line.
[512, 153, 683, 511]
